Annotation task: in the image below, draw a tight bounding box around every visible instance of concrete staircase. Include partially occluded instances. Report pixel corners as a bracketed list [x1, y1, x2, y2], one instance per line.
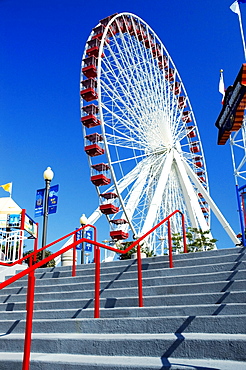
[0, 246, 245, 369]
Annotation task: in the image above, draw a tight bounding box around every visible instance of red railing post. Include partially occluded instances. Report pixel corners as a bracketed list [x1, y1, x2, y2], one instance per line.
[33, 223, 38, 263]
[181, 213, 188, 253]
[19, 209, 26, 262]
[72, 233, 77, 277]
[168, 219, 173, 268]
[26, 255, 33, 311]
[22, 268, 36, 370]
[94, 244, 100, 318]
[137, 244, 144, 307]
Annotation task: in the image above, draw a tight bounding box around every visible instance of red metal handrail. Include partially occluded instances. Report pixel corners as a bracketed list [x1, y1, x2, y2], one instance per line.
[0, 224, 96, 370]
[0, 210, 186, 370]
[93, 209, 187, 265]
[0, 224, 96, 268]
[92, 209, 187, 318]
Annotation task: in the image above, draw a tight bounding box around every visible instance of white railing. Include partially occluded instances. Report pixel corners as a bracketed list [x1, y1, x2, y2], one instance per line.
[0, 230, 24, 263]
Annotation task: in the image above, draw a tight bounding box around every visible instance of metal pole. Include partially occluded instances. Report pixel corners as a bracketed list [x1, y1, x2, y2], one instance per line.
[41, 179, 51, 259]
[238, 8, 246, 61]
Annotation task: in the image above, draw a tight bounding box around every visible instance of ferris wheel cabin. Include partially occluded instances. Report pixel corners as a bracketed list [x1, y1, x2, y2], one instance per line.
[99, 192, 119, 215]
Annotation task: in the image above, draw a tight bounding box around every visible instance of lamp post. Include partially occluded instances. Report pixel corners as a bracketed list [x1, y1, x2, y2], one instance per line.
[41, 167, 54, 259]
[84, 252, 90, 264]
[158, 237, 165, 255]
[102, 240, 111, 261]
[80, 213, 88, 264]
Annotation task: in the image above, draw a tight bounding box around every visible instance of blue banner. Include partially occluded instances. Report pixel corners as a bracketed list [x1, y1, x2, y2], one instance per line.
[35, 189, 45, 217]
[34, 185, 59, 217]
[48, 184, 59, 214]
[85, 230, 93, 252]
[76, 229, 82, 250]
[75, 229, 93, 252]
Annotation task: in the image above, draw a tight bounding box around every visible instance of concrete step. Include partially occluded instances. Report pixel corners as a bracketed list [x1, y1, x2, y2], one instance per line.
[8, 248, 245, 283]
[0, 314, 245, 335]
[1, 353, 246, 370]
[15, 246, 243, 273]
[2, 269, 246, 297]
[7, 259, 246, 291]
[47, 246, 245, 271]
[0, 332, 245, 361]
[1, 279, 245, 306]
[0, 291, 245, 312]
[0, 303, 246, 322]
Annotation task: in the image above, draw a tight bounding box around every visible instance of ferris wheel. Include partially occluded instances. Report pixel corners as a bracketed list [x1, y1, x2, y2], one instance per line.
[80, 13, 238, 253]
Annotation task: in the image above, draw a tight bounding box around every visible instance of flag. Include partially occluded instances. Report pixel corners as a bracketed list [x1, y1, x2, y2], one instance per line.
[230, 0, 246, 60]
[219, 69, 225, 103]
[0, 182, 12, 195]
[230, 1, 241, 14]
[230, 0, 246, 13]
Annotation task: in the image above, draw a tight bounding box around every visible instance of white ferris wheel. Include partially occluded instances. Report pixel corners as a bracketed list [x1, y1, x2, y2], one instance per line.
[80, 12, 238, 254]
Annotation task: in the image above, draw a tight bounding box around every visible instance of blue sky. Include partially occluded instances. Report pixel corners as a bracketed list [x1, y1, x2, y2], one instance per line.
[1, 0, 246, 252]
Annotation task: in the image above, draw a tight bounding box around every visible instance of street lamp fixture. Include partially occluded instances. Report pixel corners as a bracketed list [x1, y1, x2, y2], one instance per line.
[158, 236, 166, 255]
[102, 239, 109, 261]
[41, 166, 54, 259]
[84, 252, 90, 264]
[80, 213, 88, 264]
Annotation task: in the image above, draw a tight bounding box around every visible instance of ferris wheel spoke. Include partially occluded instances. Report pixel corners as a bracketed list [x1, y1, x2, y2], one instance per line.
[102, 41, 156, 119]
[141, 150, 174, 235]
[174, 150, 209, 229]
[103, 114, 150, 147]
[105, 30, 141, 77]
[113, 157, 148, 193]
[119, 165, 150, 226]
[101, 67, 165, 133]
[101, 54, 143, 112]
[114, 24, 154, 95]
[172, 158, 199, 229]
[102, 47, 177, 137]
[100, 79, 145, 126]
[120, 26, 168, 112]
[110, 153, 147, 165]
[115, 154, 165, 218]
[105, 127, 149, 148]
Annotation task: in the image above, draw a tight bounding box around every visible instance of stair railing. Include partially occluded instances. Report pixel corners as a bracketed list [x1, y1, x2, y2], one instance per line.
[93, 209, 187, 318]
[0, 210, 186, 370]
[0, 224, 97, 370]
